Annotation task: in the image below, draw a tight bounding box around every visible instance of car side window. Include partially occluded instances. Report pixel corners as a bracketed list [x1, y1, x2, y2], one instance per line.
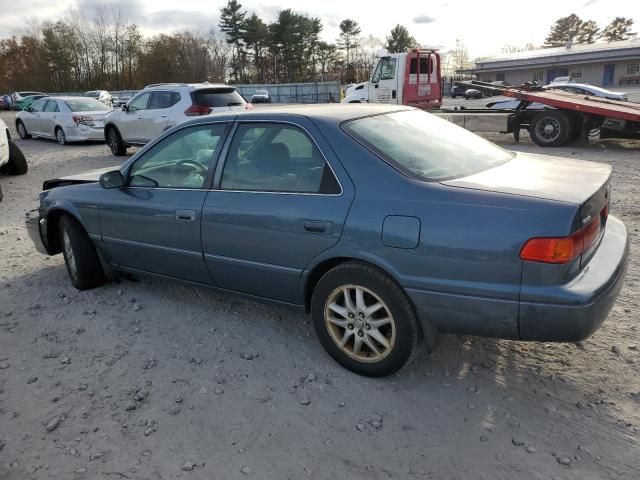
[30, 99, 47, 112]
[44, 100, 59, 113]
[128, 92, 150, 112]
[128, 124, 228, 189]
[149, 91, 175, 110]
[220, 123, 341, 194]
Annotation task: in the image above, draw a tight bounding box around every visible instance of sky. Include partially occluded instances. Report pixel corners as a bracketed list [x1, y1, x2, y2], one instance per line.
[0, 0, 638, 58]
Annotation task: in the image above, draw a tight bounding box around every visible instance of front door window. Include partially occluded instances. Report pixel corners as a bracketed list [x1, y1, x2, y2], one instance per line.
[129, 124, 228, 189]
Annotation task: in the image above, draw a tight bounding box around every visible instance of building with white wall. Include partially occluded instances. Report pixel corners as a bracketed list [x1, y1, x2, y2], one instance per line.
[460, 39, 640, 88]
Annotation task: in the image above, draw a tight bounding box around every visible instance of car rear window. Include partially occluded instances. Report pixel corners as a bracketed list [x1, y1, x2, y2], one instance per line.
[191, 88, 246, 107]
[63, 98, 110, 112]
[342, 109, 514, 181]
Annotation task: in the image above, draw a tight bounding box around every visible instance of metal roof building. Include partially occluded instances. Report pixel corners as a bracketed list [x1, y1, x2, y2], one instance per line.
[460, 38, 640, 88]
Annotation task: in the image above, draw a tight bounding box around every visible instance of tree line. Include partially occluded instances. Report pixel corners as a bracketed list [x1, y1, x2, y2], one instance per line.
[543, 15, 635, 48]
[0, 0, 420, 93]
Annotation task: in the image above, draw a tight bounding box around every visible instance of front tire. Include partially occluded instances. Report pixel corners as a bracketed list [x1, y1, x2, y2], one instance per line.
[311, 262, 423, 377]
[59, 215, 106, 290]
[106, 127, 127, 156]
[529, 111, 573, 147]
[16, 120, 30, 139]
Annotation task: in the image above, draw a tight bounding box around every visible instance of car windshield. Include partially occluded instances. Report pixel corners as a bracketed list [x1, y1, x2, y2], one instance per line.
[85, 91, 100, 98]
[192, 88, 246, 107]
[342, 109, 515, 181]
[255, 90, 268, 95]
[63, 98, 110, 112]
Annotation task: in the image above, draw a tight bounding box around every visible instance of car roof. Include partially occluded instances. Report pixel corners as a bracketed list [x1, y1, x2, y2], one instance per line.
[547, 83, 621, 95]
[144, 83, 233, 91]
[182, 103, 415, 127]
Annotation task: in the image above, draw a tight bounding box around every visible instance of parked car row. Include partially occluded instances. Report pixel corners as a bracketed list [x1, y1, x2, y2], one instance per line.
[10, 83, 252, 150]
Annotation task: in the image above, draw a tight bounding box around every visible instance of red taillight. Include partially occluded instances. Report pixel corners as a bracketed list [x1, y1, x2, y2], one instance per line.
[520, 209, 604, 264]
[245, 102, 253, 109]
[72, 116, 94, 126]
[184, 104, 212, 116]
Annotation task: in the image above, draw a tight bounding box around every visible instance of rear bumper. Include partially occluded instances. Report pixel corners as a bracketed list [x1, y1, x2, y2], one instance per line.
[407, 215, 628, 343]
[519, 215, 629, 341]
[25, 213, 50, 255]
[66, 126, 106, 142]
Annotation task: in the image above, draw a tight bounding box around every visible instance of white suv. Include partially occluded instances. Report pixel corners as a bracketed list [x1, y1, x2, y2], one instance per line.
[104, 83, 248, 156]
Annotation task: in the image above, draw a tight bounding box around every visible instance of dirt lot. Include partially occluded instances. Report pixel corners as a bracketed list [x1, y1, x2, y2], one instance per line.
[0, 109, 639, 480]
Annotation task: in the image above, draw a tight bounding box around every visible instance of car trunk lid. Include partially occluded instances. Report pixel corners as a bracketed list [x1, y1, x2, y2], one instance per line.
[444, 152, 611, 267]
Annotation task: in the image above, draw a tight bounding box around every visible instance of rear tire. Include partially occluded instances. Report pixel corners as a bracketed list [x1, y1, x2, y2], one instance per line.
[59, 215, 106, 290]
[106, 127, 127, 156]
[55, 127, 67, 145]
[16, 120, 30, 139]
[311, 262, 423, 377]
[6, 141, 28, 175]
[529, 111, 573, 147]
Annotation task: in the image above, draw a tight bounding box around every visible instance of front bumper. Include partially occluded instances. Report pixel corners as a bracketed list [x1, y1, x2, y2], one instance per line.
[519, 215, 629, 341]
[25, 212, 50, 255]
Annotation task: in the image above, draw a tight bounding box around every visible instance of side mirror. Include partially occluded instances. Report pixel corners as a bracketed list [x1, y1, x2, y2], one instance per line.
[99, 170, 125, 189]
[23, 107, 29, 112]
[121, 104, 128, 111]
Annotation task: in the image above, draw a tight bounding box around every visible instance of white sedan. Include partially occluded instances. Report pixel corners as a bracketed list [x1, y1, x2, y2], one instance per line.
[16, 96, 113, 145]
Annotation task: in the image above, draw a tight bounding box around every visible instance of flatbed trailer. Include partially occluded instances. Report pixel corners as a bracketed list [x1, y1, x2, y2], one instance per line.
[435, 80, 640, 147]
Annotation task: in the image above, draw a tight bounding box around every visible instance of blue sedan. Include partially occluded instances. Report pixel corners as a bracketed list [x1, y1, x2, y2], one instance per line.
[26, 104, 628, 377]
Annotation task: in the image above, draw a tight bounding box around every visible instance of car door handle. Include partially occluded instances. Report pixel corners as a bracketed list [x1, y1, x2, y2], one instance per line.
[52, 115, 57, 119]
[136, 115, 142, 120]
[161, 114, 168, 118]
[304, 221, 331, 234]
[176, 210, 196, 221]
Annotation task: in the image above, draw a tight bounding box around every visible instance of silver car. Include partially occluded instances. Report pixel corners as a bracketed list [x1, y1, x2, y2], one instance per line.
[16, 96, 113, 145]
[104, 83, 248, 156]
[545, 83, 628, 101]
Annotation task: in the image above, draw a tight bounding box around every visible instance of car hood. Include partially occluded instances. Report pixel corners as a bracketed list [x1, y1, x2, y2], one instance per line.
[443, 151, 611, 205]
[43, 166, 116, 190]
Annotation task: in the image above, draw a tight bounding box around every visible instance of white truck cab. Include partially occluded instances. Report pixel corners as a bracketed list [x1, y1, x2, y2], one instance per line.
[342, 49, 442, 109]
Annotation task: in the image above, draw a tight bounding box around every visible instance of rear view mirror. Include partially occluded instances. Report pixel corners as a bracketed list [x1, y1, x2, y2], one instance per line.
[99, 170, 125, 189]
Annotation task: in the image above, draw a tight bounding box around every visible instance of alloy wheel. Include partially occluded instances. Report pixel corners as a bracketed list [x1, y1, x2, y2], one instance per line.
[324, 284, 396, 363]
[63, 228, 78, 280]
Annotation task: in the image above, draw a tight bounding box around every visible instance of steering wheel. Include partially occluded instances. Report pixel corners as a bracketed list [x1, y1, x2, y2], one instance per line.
[170, 160, 208, 187]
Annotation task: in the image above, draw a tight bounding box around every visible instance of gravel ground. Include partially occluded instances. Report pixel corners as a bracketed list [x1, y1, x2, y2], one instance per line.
[0, 109, 639, 480]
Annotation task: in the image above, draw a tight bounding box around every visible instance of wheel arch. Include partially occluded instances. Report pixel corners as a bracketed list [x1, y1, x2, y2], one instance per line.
[104, 122, 121, 141]
[45, 206, 85, 255]
[302, 255, 405, 314]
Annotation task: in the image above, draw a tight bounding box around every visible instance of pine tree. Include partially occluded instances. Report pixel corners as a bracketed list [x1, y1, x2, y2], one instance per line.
[600, 17, 636, 42]
[219, 0, 246, 81]
[385, 25, 416, 53]
[242, 13, 268, 82]
[338, 19, 361, 71]
[576, 20, 599, 44]
[543, 14, 584, 47]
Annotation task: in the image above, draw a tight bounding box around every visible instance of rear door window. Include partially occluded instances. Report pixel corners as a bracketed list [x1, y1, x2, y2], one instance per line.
[149, 91, 177, 109]
[192, 89, 245, 108]
[220, 123, 340, 194]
